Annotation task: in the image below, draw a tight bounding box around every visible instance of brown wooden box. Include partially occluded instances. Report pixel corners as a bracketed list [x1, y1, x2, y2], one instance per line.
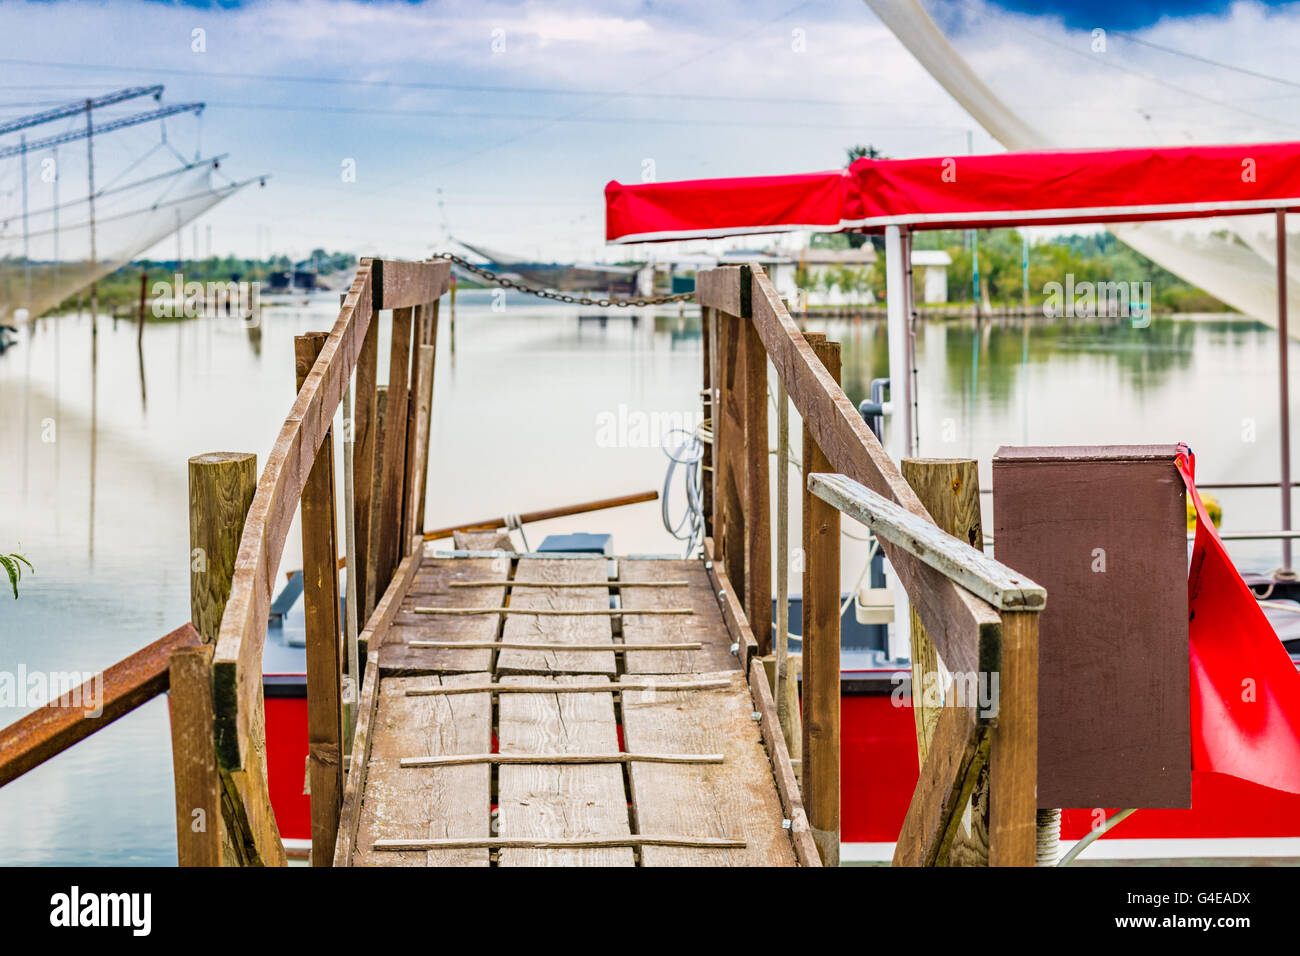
[992, 445, 1191, 809]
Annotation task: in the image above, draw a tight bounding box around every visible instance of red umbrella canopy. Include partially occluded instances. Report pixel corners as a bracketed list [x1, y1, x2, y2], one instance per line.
[605, 141, 1300, 243]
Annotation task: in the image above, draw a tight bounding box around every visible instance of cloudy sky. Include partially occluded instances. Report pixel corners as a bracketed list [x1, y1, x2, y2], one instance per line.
[1, 0, 1297, 263]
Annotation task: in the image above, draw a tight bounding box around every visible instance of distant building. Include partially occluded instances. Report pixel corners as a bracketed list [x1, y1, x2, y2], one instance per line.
[794, 246, 877, 307]
[911, 249, 953, 303]
[718, 249, 798, 302]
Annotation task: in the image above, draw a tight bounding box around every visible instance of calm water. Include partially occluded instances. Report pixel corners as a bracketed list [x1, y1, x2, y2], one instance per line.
[0, 288, 1293, 864]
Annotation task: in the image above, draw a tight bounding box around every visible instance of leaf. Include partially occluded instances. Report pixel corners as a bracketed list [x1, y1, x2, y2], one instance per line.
[1, 552, 33, 599]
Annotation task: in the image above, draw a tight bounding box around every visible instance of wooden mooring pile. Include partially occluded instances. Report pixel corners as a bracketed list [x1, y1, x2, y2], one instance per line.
[0, 259, 1046, 867]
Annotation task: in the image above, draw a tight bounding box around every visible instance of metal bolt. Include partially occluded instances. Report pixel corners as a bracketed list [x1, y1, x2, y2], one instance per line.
[751, 711, 762, 722]
[729, 642, 739, 656]
[782, 819, 792, 830]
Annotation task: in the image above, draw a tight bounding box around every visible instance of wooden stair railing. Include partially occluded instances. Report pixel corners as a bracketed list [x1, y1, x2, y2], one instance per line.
[697, 264, 1046, 866]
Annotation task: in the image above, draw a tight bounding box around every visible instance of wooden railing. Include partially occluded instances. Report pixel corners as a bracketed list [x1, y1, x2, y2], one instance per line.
[697, 264, 1045, 866]
[175, 258, 449, 866]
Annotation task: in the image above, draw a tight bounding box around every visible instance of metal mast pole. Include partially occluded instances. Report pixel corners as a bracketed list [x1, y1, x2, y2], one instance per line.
[86, 100, 98, 326]
[1278, 208, 1292, 571]
[21, 133, 30, 307]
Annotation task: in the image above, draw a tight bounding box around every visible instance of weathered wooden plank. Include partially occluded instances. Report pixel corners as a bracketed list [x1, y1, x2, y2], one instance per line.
[988, 610, 1039, 867]
[497, 676, 634, 866]
[400, 752, 722, 768]
[402, 342, 434, 545]
[188, 453, 257, 644]
[365, 386, 389, 616]
[374, 835, 745, 852]
[375, 306, 414, 594]
[694, 264, 749, 318]
[404, 678, 733, 697]
[0, 623, 201, 788]
[170, 641, 224, 867]
[333, 628, 381, 867]
[495, 558, 616, 675]
[351, 672, 492, 867]
[742, 299, 771, 654]
[702, 540, 757, 669]
[373, 258, 450, 310]
[733, 266, 1004, 684]
[808, 472, 1045, 613]
[353, 289, 379, 620]
[381, 558, 508, 675]
[701, 306, 714, 540]
[213, 264, 373, 776]
[295, 331, 345, 867]
[747, 658, 819, 867]
[892, 704, 989, 867]
[621, 670, 796, 866]
[620, 556, 735, 675]
[801, 334, 841, 868]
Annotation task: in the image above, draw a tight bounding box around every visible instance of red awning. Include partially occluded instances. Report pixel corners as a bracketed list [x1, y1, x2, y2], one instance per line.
[605, 141, 1300, 243]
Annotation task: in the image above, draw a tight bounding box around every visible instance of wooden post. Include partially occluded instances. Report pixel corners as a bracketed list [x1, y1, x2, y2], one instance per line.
[742, 290, 771, 655]
[701, 305, 714, 542]
[774, 376, 795, 755]
[801, 332, 841, 867]
[414, 300, 439, 536]
[353, 296, 379, 619]
[377, 306, 414, 584]
[365, 386, 389, 617]
[902, 457, 989, 865]
[184, 451, 257, 866]
[296, 332, 344, 866]
[988, 609, 1039, 866]
[136, 271, 147, 347]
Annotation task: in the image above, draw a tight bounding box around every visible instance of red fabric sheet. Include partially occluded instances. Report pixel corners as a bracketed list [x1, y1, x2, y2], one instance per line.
[1179, 442, 1300, 794]
[605, 141, 1300, 242]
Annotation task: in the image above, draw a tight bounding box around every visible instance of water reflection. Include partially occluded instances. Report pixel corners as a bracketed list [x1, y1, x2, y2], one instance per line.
[0, 295, 1293, 863]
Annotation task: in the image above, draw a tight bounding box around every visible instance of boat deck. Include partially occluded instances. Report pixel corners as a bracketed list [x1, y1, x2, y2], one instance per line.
[335, 550, 816, 867]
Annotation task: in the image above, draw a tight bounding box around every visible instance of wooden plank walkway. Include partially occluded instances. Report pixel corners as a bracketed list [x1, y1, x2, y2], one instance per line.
[338, 551, 816, 867]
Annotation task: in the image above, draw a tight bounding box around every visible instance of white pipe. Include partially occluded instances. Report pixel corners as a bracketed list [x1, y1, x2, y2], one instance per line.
[884, 225, 913, 660]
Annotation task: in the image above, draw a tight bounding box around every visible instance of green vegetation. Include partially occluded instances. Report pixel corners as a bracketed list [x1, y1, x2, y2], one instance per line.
[55, 249, 360, 315]
[810, 228, 1231, 312]
[1, 551, 32, 599]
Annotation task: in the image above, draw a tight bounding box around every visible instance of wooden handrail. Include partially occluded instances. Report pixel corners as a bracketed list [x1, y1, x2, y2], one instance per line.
[209, 257, 449, 865]
[807, 473, 1046, 612]
[0, 623, 201, 788]
[697, 263, 1043, 867]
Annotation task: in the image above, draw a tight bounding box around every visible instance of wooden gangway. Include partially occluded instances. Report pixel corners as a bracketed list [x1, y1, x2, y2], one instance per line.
[335, 549, 813, 866]
[0, 257, 1044, 869]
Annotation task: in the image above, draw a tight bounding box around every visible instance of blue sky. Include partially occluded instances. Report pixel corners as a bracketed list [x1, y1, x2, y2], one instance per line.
[1, 0, 1295, 262]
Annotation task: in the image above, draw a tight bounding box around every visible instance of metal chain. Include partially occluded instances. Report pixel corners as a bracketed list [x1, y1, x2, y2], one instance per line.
[430, 252, 694, 308]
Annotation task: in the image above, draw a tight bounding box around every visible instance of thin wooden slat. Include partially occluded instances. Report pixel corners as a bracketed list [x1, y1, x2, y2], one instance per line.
[170, 642, 223, 867]
[495, 558, 616, 675]
[352, 672, 492, 867]
[373, 258, 450, 310]
[449, 580, 687, 589]
[296, 331, 345, 867]
[801, 334, 841, 868]
[382, 558, 507, 675]
[412, 607, 692, 617]
[497, 676, 634, 866]
[621, 670, 795, 866]
[701, 305, 714, 540]
[0, 622, 201, 788]
[374, 835, 745, 851]
[988, 610, 1039, 867]
[400, 752, 723, 768]
[408, 641, 701, 651]
[365, 386, 389, 616]
[404, 679, 733, 697]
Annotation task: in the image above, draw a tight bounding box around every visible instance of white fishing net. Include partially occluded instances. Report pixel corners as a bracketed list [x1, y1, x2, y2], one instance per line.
[862, 0, 1300, 329]
[0, 125, 247, 323]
